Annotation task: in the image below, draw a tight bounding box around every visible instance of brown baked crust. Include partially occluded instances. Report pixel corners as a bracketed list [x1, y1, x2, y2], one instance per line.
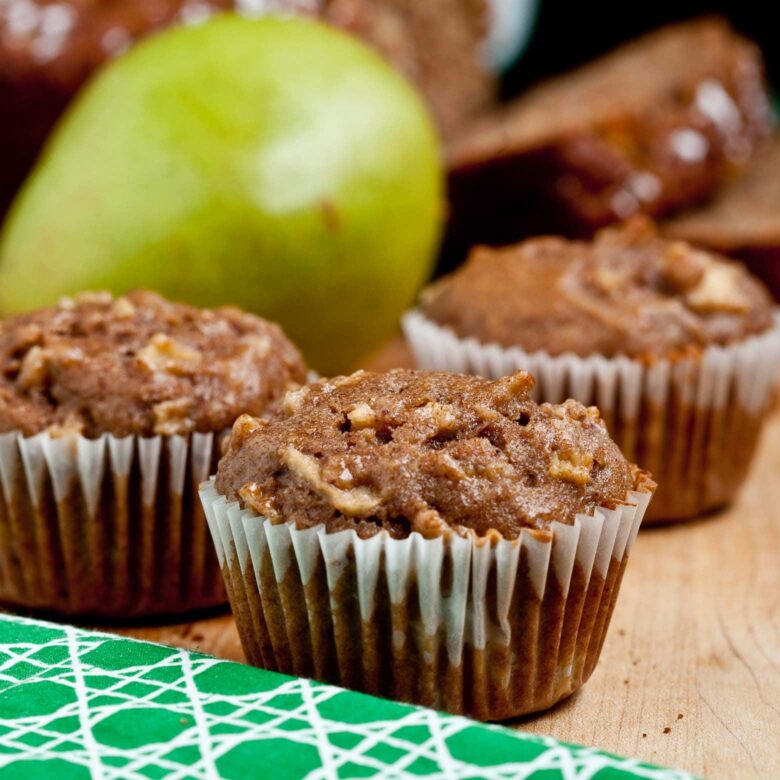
[663, 134, 780, 301]
[215, 369, 641, 539]
[0, 0, 491, 212]
[421, 218, 774, 359]
[445, 17, 772, 249]
[0, 290, 307, 438]
[665, 133, 780, 249]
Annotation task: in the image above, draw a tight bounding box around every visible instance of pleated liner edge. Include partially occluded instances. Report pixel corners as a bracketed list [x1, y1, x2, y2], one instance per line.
[201, 477, 652, 720]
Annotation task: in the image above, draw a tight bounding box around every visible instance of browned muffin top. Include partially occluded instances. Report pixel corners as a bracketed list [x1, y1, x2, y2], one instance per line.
[215, 369, 643, 540]
[420, 219, 774, 359]
[0, 290, 307, 438]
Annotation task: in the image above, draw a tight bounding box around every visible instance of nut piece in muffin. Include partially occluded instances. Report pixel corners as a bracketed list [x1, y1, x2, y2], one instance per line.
[421, 217, 774, 361]
[0, 290, 307, 438]
[216, 368, 647, 540]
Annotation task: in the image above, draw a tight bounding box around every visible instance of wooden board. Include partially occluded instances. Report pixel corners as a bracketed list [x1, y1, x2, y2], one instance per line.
[111, 339, 780, 779]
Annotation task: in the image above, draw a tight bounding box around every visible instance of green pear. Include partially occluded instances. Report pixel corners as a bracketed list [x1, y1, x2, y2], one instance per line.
[0, 14, 443, 374]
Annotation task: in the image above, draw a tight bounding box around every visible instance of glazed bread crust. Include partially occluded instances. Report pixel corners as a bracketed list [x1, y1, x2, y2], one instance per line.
[447, 18, 772, 248]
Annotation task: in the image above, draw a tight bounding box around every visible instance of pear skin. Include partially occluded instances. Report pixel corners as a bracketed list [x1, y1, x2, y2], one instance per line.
[0, 15, 443, 374]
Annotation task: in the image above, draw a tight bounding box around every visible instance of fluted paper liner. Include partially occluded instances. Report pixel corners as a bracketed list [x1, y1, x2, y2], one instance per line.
[403, 309, 780, 522]
[201, 478, 652, 720]
[0, 430, 225, 618]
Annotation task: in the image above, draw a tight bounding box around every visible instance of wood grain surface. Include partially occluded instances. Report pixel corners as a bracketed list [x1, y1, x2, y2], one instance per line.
[107, 339, 780, 779]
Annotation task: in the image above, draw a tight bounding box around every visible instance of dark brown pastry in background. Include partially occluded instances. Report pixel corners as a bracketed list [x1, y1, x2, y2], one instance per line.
[404, 219, 780, 523]
[444, 17, 772, 264]
[203, 368, 654, 719]
[0, 0, 492, 215]
[0, 289, 307, 618]
[665, 134, 780, 301]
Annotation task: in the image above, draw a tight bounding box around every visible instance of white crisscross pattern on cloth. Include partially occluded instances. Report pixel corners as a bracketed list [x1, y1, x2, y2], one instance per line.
[0, 616, 694, 780]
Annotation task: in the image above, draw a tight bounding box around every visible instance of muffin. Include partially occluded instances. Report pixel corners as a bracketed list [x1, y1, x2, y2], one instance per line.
[445, 17, 772, 260]
[0, 290, 307, 617]
[200, 368, 654, 720]
[404, 218, 780, 523]
[665, 134, 780, 300]
[0, 0, 492, 214]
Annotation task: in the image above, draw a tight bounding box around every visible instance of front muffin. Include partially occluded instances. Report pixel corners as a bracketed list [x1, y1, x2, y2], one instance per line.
[404, 218, 780, 522]
[0, 290, 307, 617]
[202, 369, 654, 719]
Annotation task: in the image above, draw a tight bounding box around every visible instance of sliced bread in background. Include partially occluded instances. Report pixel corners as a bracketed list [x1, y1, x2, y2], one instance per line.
[444, 17, 773, 263]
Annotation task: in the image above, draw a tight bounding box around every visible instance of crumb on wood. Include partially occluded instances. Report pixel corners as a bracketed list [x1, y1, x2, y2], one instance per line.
[677, 713, 684, 720]
[663, 727, 671, 734]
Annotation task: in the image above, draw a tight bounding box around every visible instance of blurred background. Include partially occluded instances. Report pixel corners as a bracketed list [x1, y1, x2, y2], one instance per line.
[1, 1, 778, 373]
[506, 2, 780, 93]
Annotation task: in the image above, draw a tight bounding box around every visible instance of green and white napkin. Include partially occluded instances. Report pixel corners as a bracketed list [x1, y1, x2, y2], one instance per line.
[0, 615, 693, 779]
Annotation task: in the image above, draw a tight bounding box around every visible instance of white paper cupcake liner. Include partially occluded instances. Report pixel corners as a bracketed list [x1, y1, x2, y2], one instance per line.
[402, 309, 780, 522]
[0, 429, 226, 618]
[200, 476, 653, 720]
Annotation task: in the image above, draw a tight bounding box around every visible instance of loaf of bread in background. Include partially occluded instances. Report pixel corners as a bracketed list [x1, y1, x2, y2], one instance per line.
[445, 17, 773, 261]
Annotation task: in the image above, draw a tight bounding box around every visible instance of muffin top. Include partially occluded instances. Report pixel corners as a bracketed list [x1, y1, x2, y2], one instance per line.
[420, 219, 774, 359]
[0, 290, 307, 438]
[215, 369, 645, 540]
